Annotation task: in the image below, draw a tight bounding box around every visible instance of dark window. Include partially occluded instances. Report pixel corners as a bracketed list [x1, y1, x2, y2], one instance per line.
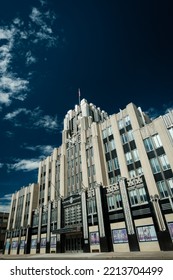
[154, 173, 163, 182]
[147, 151, 155, 159]
[129, 140, 136, 150]
[156, 147, 165, 156]
[123, 144, 130, 153]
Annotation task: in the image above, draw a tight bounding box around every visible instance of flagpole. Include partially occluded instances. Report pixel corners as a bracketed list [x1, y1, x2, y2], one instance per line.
[78, 88, 81, 105]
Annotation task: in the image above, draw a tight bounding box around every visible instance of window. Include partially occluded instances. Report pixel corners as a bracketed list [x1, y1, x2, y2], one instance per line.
[144, 138, 154, 152]
[112, 228, 128, 244]
[92, 165, 95, 175]
[152, 134, 162, 148]
[65, 204, 82, 226]
[87, 147, 94, 158]
[109, 139, 116, 150]
[150, 158, 161, 173]
[159, 154, 170, 170]
[139, 187, 148, 203]
[121, 133, 128, 144]
[33, 214, 39, 226]
[125, 152, 133, 165]
[136, 167, 143, 175]
[137, 225, 157, 242]
[113, 157, 119, 170]
[88, 165, 96, 177]
[132, 149, 139, 162]
[128, 187, 147, 206]
[102, 129, 107, 139]
[90, 147, 93, 157]
[104, 142, 109, 153]
[107, 160, 113, 172]
[108, 126, 113, 136]
[87, 198, 97, 215]
[107, 192, 122, 211]
[157, 181, 168, 198]
[128, 189, 138, 205]
[42, 212, 48, 225]
[127, 130, 134, 141]
[129, 170, 136, 178]
[167, 178, 173, 195]
[109, 177, 116, 184]
[168, 127, 173, 140]
[118, 119, 124, 129]
[102, 127, 113, 138]
[125, 115, 131, 126]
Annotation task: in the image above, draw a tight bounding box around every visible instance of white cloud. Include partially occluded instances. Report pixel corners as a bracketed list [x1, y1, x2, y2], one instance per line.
[5, 131, 14, 138]
[26, 51, 37, 65]
[39, 0, 47, 6]
[0, 163, 4, 168]
[0, 76, 29, 102]
[23, 144, 55, 156]
[7, 159, 40, 172]
[4, 108, 30, 120]
[35, 115, 59, 130]
[0, 45, 12, 74]
[4, 107, 60, 131]
[29, 7, 43, 25]
[28, 7, 57, 47]
[0, 92, 11, 105]
[145, 107, 160, 119]
[0, 3, 59, 109]
[0, 193, 13, 213]
[0, 193, 12, 201]
[0, 25, 29, 106]
[145, 104, 173, 120]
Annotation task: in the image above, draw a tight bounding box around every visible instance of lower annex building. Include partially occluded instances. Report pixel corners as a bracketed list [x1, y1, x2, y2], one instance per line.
[4, 99, 173, 255]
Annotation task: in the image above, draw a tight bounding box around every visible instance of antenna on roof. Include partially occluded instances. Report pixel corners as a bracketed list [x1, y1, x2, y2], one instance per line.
[78, 88, 81, 105]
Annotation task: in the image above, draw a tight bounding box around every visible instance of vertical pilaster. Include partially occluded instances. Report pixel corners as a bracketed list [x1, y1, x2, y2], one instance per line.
[36, 205, 42, 253]
[81, 189, 90, 252]
[46, 201, 51, 253]
[119, 177, 139, 251]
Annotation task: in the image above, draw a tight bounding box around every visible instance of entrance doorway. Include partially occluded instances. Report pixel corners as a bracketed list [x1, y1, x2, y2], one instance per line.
[65, 234, 83, 252]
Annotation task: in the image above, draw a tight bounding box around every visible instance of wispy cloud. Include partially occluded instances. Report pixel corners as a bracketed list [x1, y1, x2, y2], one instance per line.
[4, 108, 30, 120]
[34, 115, 59, 131]
[4, 107, 60, 132]
[23, 144, 55, 156]
[0, 163, 4, 168]
[145, 104, 173, 119]
[26, 51, 37, 66]
[0, 2, 59, 109]
[0, 193, 12, 213]
[29, 7, 57, 47]
[5, 131, 14, 138]
[0, 25, 29, 107]
[6, 145, 55, 173]
[7, 159, 40, 172]
[145, 107, 160, 119]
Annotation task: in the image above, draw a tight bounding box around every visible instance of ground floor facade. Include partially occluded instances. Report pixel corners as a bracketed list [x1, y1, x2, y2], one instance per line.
[4, 176, 173, 255]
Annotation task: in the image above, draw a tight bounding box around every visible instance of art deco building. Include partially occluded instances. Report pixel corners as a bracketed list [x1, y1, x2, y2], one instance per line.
[4, 99, 173, 254]
[0, 212, 9, 252]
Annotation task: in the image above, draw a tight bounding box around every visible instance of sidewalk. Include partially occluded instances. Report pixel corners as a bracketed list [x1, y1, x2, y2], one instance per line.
[1, 251, 173, 260]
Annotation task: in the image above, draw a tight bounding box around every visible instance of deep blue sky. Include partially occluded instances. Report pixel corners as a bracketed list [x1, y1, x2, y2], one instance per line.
[0, 0, 173, 211]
